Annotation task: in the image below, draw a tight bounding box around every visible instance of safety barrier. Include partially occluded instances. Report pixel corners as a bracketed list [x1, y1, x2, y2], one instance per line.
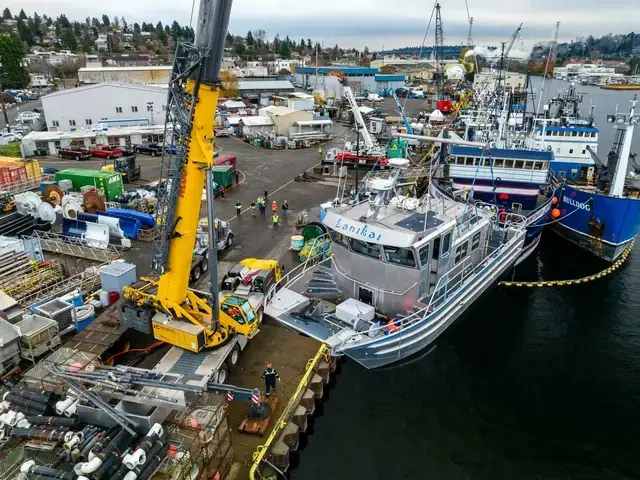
[499, 240, 635, 287]
[249, 344, 331, 480]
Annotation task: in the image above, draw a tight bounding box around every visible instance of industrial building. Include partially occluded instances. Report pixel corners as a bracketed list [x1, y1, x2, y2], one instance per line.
[41, 82, 168, 133]
[20, 125, 166, 157]
[473, 71, 527, 91]
[292, 67, 406, 96]
[238, 79, 295, 98]
[258, 106, 313, 136]
[78, 66, 172, 85]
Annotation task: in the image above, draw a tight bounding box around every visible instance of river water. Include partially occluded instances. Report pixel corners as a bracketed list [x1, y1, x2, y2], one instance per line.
[293, 78, 640, 479]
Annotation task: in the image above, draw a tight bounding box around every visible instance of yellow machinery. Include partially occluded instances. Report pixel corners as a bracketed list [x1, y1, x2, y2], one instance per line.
[238, 258, 282, 281]
[123, 0, 260, 353]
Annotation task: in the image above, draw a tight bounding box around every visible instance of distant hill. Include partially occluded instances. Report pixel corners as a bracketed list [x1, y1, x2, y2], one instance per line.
[531, 32, 640, 62]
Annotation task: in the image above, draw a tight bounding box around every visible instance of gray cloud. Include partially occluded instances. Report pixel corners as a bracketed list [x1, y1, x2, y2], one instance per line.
[4, 0, 639, 49]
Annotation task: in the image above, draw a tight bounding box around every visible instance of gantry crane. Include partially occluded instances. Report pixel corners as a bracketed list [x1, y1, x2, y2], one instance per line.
[123, 0, 262, 353]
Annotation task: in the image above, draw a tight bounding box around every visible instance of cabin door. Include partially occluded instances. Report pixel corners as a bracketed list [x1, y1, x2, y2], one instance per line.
[428, 237, 441, 296]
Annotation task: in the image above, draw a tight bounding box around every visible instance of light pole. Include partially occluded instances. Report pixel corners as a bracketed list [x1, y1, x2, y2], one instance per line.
[0, 56, 11, 133]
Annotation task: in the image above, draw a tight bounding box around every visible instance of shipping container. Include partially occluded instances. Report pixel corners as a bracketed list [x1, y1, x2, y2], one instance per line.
[211, 165, 234, 188]
[0, 167, 10, 186]
[55, 169, 124, 201]
[0, 158, 41, 179]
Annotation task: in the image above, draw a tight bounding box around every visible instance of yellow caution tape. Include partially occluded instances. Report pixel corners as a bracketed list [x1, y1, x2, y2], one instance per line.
[499, 240, 635, 287]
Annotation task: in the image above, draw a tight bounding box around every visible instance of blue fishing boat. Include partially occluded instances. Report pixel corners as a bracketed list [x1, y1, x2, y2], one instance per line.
[550, 98, 640, 262]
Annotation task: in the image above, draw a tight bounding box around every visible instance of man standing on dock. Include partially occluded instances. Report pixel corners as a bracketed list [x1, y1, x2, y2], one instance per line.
[263, 363, 280, 396]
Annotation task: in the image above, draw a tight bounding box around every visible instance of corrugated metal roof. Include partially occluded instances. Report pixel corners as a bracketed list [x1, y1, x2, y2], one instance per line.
[238, 80, 294, 91]
[449, 146, 554, 161]
[223, 100, 247, 109]
[239, 116, 275, 126]
[43, 82, 167, 99]
[295, 66, 378, 75]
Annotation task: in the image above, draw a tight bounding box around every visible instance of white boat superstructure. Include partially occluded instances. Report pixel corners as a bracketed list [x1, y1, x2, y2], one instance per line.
[265, 159, 526, 369]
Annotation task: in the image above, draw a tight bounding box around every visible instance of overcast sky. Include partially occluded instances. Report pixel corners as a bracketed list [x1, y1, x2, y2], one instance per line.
[5, 0, 640, 50]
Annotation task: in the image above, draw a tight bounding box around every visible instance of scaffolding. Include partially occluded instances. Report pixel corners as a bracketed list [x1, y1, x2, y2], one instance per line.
[0, 174, 55, 196]
[27, 231, 126, 262]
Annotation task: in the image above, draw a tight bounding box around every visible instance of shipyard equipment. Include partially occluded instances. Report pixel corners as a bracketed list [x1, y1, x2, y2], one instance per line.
[123, 0, 263, 353]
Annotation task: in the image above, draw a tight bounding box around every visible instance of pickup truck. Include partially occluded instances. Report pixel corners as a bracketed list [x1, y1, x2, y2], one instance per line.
[58, 147, 92, 160]
[133, 143, 163, 156]
[90, 145, 123, 159]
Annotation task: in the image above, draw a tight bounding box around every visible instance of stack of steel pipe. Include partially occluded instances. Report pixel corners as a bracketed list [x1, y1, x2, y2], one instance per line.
[122, 428, 169, 480]
[74, 427, 136, 479]
[21, 460, 89, 480]
[3, 387, 59, 416]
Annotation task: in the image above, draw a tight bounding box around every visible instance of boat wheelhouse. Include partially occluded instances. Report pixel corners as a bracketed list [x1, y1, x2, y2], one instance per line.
[265, 159, 526, 369]
[530, 125, 598, 180]
[446, 146, 552, 211]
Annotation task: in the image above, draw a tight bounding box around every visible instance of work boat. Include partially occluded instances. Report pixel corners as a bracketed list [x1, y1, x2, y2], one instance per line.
[265, 158, 526, 369]
[550, 98, 640, 262]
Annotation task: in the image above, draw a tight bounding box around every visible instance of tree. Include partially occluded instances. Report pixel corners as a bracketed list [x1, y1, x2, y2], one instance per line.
[73, 22, 81, 37]
[17, 9, 27, 20]
[113, 16, 119, 29]
[246, 30, 254, 46]
[307, 38, 312, 49]
[57, 14, 71, 29]
[81, 36, 93, 53]
[2, 8, 12, 20]
[155, 22, 167, 45]
[279, 41, 291, 59]
[220, 70, 239, 97]
[364, 45, 369, 55]
[170, 21, 182, 41]
[121, 17, 127, 31]
[0, 34, 29, 88]
[62, 29, 78, 51]
[17, 20, 32, 45]
[133, 22, 140, 34]
[92, 17, 100, 28]
[234, 42, 245, 56]
[102, 14, 110, 27]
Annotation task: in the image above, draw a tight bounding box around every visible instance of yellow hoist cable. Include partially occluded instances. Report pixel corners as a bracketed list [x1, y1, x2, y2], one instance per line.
[499, 240, 635, 288]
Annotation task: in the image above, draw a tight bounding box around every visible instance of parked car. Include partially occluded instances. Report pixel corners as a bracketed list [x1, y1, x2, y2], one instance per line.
[214, 128, 231, 138]
[90, 145, 123, 159]
[59, 147, 92, 160]
[133, 143, 163, 156]
[0, 133, 22, 145]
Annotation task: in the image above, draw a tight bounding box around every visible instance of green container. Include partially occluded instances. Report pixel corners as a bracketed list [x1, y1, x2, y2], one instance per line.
[211, 166, 233, 188]
[55, 169, 124, 201]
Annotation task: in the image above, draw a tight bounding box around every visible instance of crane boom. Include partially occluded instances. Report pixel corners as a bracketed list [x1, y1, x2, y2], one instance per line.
[390, 88, 414, 135]
[341, 80, 376, 150]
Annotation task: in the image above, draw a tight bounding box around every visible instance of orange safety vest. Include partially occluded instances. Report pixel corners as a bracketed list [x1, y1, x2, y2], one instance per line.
[272, 202, 277, 212]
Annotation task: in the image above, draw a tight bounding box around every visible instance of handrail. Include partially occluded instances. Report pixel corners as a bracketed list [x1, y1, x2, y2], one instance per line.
[265, 234, 331, 304]
[249, 344, 330, 480]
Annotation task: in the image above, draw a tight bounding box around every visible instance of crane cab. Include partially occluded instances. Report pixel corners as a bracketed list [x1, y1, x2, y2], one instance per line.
[219, 293, 262, 338]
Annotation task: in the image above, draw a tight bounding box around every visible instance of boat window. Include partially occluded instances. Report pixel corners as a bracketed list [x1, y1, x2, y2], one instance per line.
[493, 158, 504, 168]
[572, 131, 578, 137]
[419, 244, 430, 268]
[472, 232, 481, 250]
[582, 149, 586, 154]
[523, 161, 533, 170]
[432, 237, 440, 259]
[592, 132, 597, 138]
[441, 232, 451, 257]
[474, 157, 482, 166]
[504, 159, 514, 168]
[533, 161, 543, 170]
[465, 156, 474, 166]
[331, 230, 349, 248]
[384, 246, 416, 268]
[545, 130, 551, 136]
[454, 242, 469, 264]
[514, 160, 524, 169]
[569, 149, 574, 154]
[349, 238, 381, 260]
[552, 131, 558, 136]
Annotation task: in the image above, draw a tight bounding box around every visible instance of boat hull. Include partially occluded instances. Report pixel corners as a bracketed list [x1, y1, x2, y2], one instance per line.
[340, 232, 524, 369]
[551, 183, 640, 262]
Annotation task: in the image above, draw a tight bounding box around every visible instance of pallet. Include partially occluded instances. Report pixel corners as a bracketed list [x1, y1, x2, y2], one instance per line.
[238, 394, 279, 437]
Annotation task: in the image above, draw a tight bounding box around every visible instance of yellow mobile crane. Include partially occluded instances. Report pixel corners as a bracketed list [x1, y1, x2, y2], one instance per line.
[123, 0, 261, 354]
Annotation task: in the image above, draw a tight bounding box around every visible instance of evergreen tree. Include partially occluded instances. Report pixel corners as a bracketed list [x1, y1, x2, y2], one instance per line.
[81, 36, 93, 53]
[33, 13, 42, 35]
[2, 8, 12, 20]
[102, 14, 110, 27]
[133, 23, 141, 34]
[170, 21, 182, 41]
[73, 22, 81, 37]
[279, 41, 291, 59]
[18, 9, 27, 20]
[121, 17, 127, 31]
[0, 34, 29, 88]
[246, 30, 254, 46]
[155, 22, 167, 45]
[92, 17, 100, 28]
[113, 16, 119, 29]
[57, 14, 71, 29]
[62, 29, 78, 51]
[16, 19, 32, 46]
[307, 38, 312, 49]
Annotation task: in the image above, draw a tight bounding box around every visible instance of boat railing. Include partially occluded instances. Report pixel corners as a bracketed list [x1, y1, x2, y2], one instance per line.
[352, 228, 523, 341]
[265, 233, 332, 305]
[332, 254, 418, 297]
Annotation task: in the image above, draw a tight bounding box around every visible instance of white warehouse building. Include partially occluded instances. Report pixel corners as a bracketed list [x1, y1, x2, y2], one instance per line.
[42, 82, 168, 133]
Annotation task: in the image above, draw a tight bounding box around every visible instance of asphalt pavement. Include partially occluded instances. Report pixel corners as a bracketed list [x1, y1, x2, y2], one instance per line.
[1, 99, 44, 129]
